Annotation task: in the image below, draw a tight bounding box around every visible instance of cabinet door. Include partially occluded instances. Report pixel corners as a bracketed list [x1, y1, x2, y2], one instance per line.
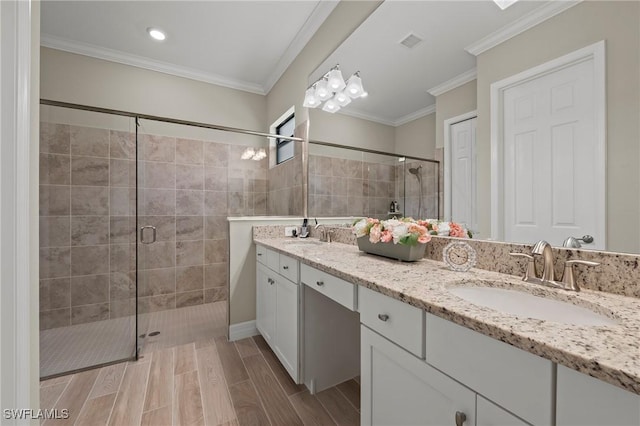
[361, 326, 475, 426]
[556, 365, 640, 426]
[256, 264, 276, 345]
[274, 276, 299, 383]
[477, 396, 529, 426]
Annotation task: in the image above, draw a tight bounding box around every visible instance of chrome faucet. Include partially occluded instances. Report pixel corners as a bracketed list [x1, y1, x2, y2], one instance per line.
[510, 240, 599, 292]
[314, 224, 332, 243]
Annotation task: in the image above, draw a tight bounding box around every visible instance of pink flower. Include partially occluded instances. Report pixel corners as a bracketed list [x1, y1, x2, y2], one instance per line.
[418, 234, 432, 244]
[449, 222, 466, 238]
[380, 230, 393, 243]
[369, 224, 382, 243]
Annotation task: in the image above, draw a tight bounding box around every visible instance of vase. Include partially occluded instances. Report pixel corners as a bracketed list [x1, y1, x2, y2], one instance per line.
[356, 236, 426, 262]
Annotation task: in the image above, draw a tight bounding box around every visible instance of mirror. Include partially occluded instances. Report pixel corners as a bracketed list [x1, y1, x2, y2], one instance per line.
[308, 0, 640, 254]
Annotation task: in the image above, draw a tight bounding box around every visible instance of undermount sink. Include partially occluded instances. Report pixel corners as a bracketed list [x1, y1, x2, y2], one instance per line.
[283, 239, 324, 247]
[448, 283, 618, 326]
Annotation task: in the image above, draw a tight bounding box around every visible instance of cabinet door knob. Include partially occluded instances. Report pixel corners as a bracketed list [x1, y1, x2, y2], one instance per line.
[283, 265, 289, 270]
[378, 314, 389, 322]
[268, 278, 274, 285]
[316, 281, 324, 286]
[257, 253, 262, 256]
[455, 411, 466, 426]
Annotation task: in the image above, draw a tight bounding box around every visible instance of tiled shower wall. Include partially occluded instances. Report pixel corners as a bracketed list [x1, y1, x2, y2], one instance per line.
[267, 143, 303, 216]
[39, 122, 267, 330]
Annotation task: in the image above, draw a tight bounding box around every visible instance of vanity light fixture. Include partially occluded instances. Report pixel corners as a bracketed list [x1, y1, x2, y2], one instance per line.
[147, 27, 166, 41]
[304, 64, 367, 113]
[493, 0, 519, 10]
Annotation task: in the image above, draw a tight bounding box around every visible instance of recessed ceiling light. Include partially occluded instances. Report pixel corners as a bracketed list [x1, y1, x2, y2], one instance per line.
[147, 28, 166, 41]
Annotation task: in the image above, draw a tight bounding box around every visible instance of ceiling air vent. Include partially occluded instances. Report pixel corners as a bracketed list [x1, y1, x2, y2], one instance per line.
[399, 33, 423, 49]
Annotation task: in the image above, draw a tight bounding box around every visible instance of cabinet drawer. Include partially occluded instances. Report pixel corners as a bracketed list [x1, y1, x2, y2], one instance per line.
[265, 247, 279, 272]
[359, 286, 424, 358]
[279, 253, 299, 283]
[300, 263, 356, 311]
[256, 244, 267, 264]
[426, 313, 553, 426]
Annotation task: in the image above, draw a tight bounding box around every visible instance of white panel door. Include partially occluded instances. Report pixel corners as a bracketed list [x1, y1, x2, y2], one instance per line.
[361, 326, 475, 426]
[503, 58, 602, 248]
[450, 118, 477, 231]
[256, 264, 276, 345]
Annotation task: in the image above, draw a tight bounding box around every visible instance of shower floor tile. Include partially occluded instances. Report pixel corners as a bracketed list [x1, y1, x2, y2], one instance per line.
[40, 302, 226, 378]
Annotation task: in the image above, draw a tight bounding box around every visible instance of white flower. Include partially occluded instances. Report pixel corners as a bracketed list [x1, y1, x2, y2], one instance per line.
[353, 218, 369, 238]
[437, 221, 450, 236]
[391, 223, 408, 244]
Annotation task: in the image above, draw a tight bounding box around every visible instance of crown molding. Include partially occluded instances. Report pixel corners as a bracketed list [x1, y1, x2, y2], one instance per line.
[465, 0, 583, 56]
[427, 68, 477, 97]
[263, 1, 339, 93]
[394, 104, 436, 127]
[41, 34, 267, 95]
[336, 108, 396, 127]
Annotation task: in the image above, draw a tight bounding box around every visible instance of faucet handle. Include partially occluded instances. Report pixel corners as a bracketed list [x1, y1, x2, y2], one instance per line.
[509, 252, 537, 281]
[561, 259, 600, 291]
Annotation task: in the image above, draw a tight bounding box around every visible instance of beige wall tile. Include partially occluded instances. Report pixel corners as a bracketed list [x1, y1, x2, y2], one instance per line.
[110, 159, 135, 188]
[138, 216, 176, 241]
[176, 240, 204, 267]
[176, 266, 203, 293]
[139, 268, 175, 297]
[143, 189, 175, 216]
[205, 191, 227, 216]
[176, 190, 204, 216]
[110, 244, 136, 273]
[40, 154, 70, 185]
[176, 164, 204, 190]
[71, 245, 109, 276]
[176, 138, 204, 165]
[40, 122, 70, 155]
[40, 247, 71, 279]
[205, 239, 228, 264]
[138, 294, 175, 314]
[72, 186, 109, 215]
[204, 216, 227, 240]
[40, 185, 71, 216]
[40, 308, 71, 330]
[110, 187, 136, 216]
[110, 130, 135, 159]
[176, 290, 204, 308]
[71, 216, 109, 246]
[40, 278, 71, 311]
[205, 167, 228, 191]
[70, 126, 110, 157]
[110, 298, 135, 318]
[143, 162, 176, 189]
[141, 135, 175, 162]
[204, 263, 227, 288]
[204, 287, 228, 303]
[71, 274, 110, 306]
[40, 216, 71, 248]
[176, 216, 204, 241]
[71, 303, 109, 325]
[110, 216, 135, 244]
[204, 142, 229, 167]
[71, 156, 109, 186]
[110, 272, 135, 300]
[141, 241, 176, 269]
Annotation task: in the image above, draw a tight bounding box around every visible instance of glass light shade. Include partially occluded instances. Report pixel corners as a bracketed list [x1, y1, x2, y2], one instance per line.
[315, 79, 332, 101]
[346, 73, 365, 98]
[327, 68, 346, 92]
[252, 149, 267, 161]
[303, 87, 321, 108]
[335, 91, 352, 107]
[322, 99, 340, 113]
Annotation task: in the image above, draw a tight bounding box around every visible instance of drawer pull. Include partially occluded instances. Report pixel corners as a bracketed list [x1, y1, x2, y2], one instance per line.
[378, 314, 389, 322]
[283, 265, 289, 270]
[455, 411, 466, 426]
[257, 253, 262, 256]
[267, 278, 274, 285]
[316, 281, 324, 286]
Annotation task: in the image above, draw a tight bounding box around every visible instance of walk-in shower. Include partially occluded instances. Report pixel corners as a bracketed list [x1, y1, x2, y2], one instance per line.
[408, 165, 423, 218]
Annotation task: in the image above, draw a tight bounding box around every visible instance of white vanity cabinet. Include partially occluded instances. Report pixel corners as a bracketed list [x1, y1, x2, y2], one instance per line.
[361, 326, 475, 426]
[556, 365, 640, 426]
[255, 245, 300, 383]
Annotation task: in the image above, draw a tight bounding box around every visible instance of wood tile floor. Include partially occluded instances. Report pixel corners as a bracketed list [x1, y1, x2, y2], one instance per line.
[40, 335, 360, 426]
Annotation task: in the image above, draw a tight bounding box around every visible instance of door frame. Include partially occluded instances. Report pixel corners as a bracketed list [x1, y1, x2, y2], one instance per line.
[490, 40, 606, 242]
[443, 111, 477, 221]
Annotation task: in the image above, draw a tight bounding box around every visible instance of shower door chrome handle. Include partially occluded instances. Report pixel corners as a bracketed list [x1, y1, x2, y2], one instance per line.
[140, 226, 157, 244]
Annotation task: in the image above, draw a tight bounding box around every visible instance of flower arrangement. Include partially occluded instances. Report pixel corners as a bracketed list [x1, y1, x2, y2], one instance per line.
[352, 217, 472, 247]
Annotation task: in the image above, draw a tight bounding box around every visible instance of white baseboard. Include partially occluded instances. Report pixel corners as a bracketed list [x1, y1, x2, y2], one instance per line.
[228, 320, 259, 341]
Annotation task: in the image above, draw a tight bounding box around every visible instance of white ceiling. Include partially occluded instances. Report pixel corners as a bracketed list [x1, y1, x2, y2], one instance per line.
[41, 0, 339, 95]
[311, 1, 565, 126]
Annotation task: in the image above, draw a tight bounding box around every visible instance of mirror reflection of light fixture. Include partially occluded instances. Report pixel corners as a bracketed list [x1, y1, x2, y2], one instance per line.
[305, 64, 366, 113]
[241, 147, 267, 161]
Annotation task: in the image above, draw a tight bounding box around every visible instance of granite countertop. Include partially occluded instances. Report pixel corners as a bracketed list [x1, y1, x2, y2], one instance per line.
[254, 237, 640, 395]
